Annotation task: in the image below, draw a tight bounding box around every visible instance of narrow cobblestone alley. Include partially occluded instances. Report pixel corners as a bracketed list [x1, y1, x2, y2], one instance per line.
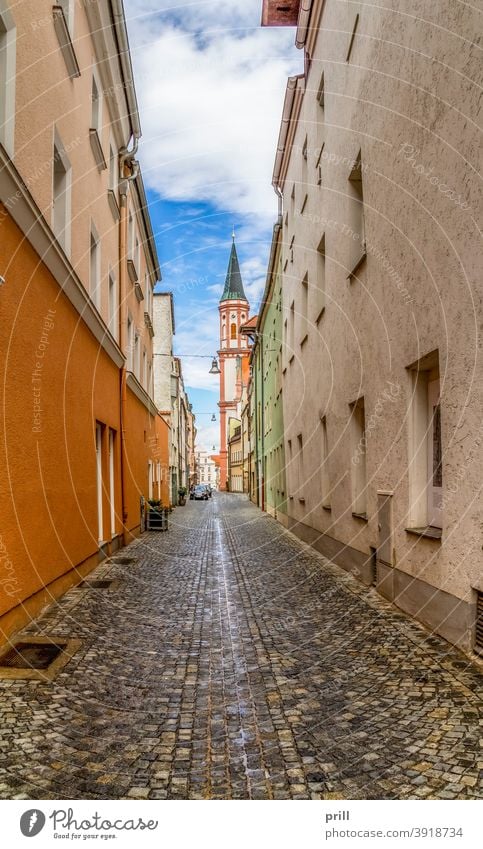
[0, 494, 482, 800]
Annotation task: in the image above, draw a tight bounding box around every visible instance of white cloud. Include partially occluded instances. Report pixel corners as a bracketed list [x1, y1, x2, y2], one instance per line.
[125, 2, 301, 225]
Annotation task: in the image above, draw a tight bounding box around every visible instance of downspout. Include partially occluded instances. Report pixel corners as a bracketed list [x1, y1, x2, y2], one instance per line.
[295, 0, 314, 50]
[118, 134, 140, 539]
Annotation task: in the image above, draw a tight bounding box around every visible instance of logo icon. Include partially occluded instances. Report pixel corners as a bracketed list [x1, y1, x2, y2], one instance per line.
[20, 810, 46, 837]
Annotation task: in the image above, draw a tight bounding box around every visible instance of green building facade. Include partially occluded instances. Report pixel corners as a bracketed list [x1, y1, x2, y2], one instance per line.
[251, 222, 287, 521]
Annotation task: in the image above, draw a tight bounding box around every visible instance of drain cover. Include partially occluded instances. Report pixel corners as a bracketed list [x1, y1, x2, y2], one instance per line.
[1, 642, 63, 669]
[111, 557, 134, 565]
[0, 637, 82, 681]
[79, 579, 116, 589]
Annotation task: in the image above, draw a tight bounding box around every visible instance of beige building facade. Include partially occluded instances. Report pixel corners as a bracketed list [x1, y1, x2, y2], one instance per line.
[262, 0, 482, 652]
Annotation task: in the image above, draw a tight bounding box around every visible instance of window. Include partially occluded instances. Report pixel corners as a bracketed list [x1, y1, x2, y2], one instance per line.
[127, 315, 133, 371]
[91, 74, 101, 133]
[350, 398, 367, 517]
[52, 133, 72, 255]
[0, 5, 15, 156]
[407, 351, 442, 531]
[297, 433, 304, 500]
[316, 144, 324, 186]
[135, 235, 140, 274]
[289, 300, 295, 359]
[148, 460, 153, 500]
[109, 143, 117, 191]
[348, 150, 366, 274]
[142, 350, 147, 387]
[134, 332, 140, 378]
[108, 429, 116, 537]
[96, 423, 104, 543]
[128, 210, 134, 259]
[317, 71, 325, 109]
[320, 416, 331, 508]
[59, 0, 74, 34]
[301, 136, 308, 210]
[230, 322, 237, 341]
[346, 13, 360, 62]
[89, 225, 101, 309]
[300, 273, 308, 345]
[315, 233, 326, 323]
[108, 271, 117, 339]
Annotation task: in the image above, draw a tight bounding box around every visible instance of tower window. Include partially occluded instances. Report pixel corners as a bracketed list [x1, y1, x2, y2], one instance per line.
[230, 323, 237, 340]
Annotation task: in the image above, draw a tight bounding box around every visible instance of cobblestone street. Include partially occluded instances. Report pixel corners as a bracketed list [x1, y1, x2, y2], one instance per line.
[0, 494, 482, 800]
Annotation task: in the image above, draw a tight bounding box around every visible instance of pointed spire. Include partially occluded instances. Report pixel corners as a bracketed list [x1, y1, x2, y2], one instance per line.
[220, 235, 248, 302]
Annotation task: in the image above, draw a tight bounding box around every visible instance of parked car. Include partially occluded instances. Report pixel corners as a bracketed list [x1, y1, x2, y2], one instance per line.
[192, 485, 209, 501]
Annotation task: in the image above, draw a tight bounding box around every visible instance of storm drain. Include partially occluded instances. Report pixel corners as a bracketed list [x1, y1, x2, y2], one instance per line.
[110, 557, 135, 565]
[475, 591, 483, 655]
[78, 579, 120, 590]
[1, 642, 62, 669]
[0, 637, 81, 681]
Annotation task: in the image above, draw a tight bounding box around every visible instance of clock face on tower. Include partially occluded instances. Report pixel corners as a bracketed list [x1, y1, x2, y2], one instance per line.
[231, 313, 236, 319]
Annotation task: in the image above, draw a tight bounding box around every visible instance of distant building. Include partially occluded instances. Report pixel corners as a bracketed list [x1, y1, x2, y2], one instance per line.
[196, 450, 218, 489]
[227, 417, 243, 493]
[153, 293, 195, 504]
[217, 236, 252, 490]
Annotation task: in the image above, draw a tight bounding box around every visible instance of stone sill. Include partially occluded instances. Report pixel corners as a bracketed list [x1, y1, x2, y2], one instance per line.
[352, 511, 368, 521]
[316, 307, 325, 325]
[108, 189, 120, 221]
[405, 526, 442, 541]
[89, 129, 107, 172]
[53, 6, 80, 79]
[127, 259, 138, 284]
[347, 249, 367, 281]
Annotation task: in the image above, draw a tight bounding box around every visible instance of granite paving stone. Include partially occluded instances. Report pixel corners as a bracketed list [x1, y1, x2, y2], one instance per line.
[0, 493, 482, 799]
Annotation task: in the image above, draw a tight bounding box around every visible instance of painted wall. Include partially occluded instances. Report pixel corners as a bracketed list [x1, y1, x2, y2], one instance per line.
[269, 0, 481, 650]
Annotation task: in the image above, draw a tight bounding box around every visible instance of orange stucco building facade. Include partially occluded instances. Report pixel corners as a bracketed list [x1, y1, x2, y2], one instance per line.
[0, 0, 170, 648]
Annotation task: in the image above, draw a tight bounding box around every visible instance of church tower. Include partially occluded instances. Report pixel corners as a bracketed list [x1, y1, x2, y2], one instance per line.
[218, 235, 250, 491]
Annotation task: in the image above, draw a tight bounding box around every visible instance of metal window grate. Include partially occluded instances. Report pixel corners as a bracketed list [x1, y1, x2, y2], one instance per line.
[0, 642, 63, 670]
[475, 592, 483, 655]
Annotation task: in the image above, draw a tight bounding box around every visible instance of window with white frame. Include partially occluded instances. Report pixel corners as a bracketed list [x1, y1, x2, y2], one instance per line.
[108, 270, 117, 339]
[315, 233, 326, 323]
[89, 225, 101, 309]
[348, 150, 366, 273]
[0, 3, 15, 156]
[127, 315, 133, 370]
[134, 331, 140, 378]
[320, 416, 331, 509]
[407, 351, 442, 531]
[52, 132, 72, 255]
[59, 0, 74, 33]
[300, 272, 308, 344]
[350, 397, 367, 517]
[109, 142, 117, 192]
[91, 73, 101, 133]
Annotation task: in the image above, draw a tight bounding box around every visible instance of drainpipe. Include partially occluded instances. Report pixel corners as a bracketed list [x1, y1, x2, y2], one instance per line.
[118, 134, 140, 539]
[295, 0, 314, 50]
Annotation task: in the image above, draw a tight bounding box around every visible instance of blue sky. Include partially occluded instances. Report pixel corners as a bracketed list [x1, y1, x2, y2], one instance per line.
[124, 0, 302, 448]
